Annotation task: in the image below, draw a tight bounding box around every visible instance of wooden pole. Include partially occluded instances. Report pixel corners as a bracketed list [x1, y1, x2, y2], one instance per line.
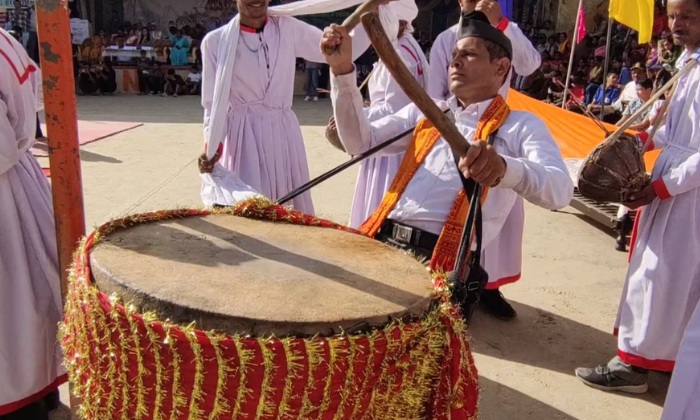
[36, 0, 86, 303]
[562, 0, 582, 109]
[36, 0, 86, 414]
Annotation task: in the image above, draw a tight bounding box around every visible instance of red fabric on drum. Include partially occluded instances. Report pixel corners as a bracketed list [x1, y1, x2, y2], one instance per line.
[62, 200, 480, 420]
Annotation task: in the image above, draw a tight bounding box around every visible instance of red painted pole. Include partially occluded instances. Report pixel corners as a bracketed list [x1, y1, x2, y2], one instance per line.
[35, 0, 86, 302]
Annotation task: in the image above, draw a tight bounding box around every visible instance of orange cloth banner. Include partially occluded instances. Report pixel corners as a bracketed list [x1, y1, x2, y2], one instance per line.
[506, 89, 660, 170]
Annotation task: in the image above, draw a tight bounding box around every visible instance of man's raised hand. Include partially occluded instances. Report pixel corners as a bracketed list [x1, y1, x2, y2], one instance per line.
[321, 24, 354, 75]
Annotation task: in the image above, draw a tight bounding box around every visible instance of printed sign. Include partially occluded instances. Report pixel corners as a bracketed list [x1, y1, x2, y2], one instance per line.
[70, 18, 90, 44]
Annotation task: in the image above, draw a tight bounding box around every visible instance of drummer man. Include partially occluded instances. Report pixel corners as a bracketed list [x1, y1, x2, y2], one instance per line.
[321, 12, 573, 320]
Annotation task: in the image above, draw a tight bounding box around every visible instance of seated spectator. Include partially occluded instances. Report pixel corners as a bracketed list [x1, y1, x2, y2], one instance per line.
[170, 30, 190, 66]
[585, 57, 605, 104]
[545, 35, 557, 57]
[126, 29, 139, 46]
[522, 65, 549, 100]
[137, 28, 152, 47]
[148, 62, 166, 95]
[539, 20, 554, 38]
[545, 70, 565, 105]
[168, 26, 178, 44]
[136, 51, 153, 95]
[163, 69, 185, 97]
[659, 37, 682, 66]
[625, 39, 648, 66]
[557, 32, 570, 55]
[564, 75, 588, 112]
[647, 36, 660, 66]
[78, 66, 99, 95]
[96, 60, 117, 95]
[618, 78, 655, 131]
[535, 34, 548, 54]
[185, 65, 202, 95]
[613, 62, 646, 113]
[648, 63, 673, 91]
[588, 73, 622, 123]
[594, 37, 607, 58]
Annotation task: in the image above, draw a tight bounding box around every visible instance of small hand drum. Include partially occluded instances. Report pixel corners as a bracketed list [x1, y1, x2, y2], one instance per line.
[578, 132, 651, 203]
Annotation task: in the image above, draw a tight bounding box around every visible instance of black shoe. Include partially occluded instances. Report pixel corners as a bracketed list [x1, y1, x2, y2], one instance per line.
[615, 214, 633, 252]
[576, 357, 649, 394]
[479, 289, 517, 320]
[43, 389, 60, 412]
[0, 400, 48, 420]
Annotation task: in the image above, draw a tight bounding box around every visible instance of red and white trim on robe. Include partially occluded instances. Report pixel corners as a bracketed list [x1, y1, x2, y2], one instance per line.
[495, 16, 510, 32]
[400, 44, 423, 76]
[618, 349, 675, 372]
[486, 273, 521, 290]
[241, 18, 270, 33]
[0, 374, 68, 416]
[0, 31, 37, 85]
[652, 179, 671, 200]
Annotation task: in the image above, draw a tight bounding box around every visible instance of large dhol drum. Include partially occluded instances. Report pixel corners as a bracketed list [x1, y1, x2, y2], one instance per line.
[578, 133, 651, 202]
[62, 199, 479, 420]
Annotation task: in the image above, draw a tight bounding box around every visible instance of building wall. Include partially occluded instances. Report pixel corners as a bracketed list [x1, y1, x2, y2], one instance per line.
[556, 0, 608, 34]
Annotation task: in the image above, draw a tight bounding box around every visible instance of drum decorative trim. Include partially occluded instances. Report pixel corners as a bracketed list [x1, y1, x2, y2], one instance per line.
[61, 198, 479, 420]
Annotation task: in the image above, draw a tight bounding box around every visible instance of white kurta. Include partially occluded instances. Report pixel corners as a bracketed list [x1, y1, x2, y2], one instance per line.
[660, 298, 700, 420]
[0, 29, 65, 415]
[349, 35, 428, 229]
[202, 16, 338, 215]
[427, 18, 541, 101]
[332, 70, 573, 286]
[614, 49, 700, 371]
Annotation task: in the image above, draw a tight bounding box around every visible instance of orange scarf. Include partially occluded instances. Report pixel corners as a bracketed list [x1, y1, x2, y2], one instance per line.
[359, 96, 510, 272]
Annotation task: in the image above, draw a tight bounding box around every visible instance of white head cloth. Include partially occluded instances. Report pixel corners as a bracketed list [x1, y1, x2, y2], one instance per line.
[204, 0, 418, 159]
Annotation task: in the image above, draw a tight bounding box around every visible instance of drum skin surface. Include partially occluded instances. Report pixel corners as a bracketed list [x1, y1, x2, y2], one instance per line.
[578, 133, 651, 202]
[90, 213, 432, 337]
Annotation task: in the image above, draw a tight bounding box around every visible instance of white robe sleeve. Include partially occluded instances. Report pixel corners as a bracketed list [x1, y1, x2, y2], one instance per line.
[365, 52, 420, 121]
[427, 30, 452, 101]
[498, 114, 573, 210]
[502, 21, 541, 77]
[331, 69, 419, 156]
[200, 30, 219, 148]
[0, 97, 20, 175]
[655, 149, 700, 198]
[291, 18, 370, 63]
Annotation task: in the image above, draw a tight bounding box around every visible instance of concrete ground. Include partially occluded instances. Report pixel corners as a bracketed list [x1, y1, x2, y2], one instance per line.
[45, 95, 667, 420]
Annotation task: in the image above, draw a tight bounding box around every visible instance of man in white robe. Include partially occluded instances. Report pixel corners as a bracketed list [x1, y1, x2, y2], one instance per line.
[426, 0, 542, 319]
[349, 11, 430, 229]
[199, 0, 386, 214]
[0, 27, 65, 418]
[427, 0, 541, 101]
[322, 13, 572, 321]
[576, 0, 700, 394]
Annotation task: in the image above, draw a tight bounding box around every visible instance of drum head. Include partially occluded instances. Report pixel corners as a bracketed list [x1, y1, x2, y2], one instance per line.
[90, 214, 433, 337]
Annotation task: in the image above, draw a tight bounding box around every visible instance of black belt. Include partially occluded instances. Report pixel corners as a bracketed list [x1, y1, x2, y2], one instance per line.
[376, 219, 439, 254]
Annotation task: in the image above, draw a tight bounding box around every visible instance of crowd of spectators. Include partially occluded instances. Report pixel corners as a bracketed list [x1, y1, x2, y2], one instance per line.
[514, 1, 677, 127]
[73, 13, 215, 96]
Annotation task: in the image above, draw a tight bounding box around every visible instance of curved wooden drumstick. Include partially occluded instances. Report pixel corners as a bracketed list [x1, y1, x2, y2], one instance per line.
[322, 0, 388, 55]
[360, 12, 470, 157]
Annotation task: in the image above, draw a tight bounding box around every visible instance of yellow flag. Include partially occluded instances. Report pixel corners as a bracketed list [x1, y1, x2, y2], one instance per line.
[609, 0, 655, 44]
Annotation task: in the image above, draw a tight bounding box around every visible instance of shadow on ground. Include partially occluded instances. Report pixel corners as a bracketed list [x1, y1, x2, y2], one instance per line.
[469, 301, 670, 406]
[479, 376, 577, 420]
